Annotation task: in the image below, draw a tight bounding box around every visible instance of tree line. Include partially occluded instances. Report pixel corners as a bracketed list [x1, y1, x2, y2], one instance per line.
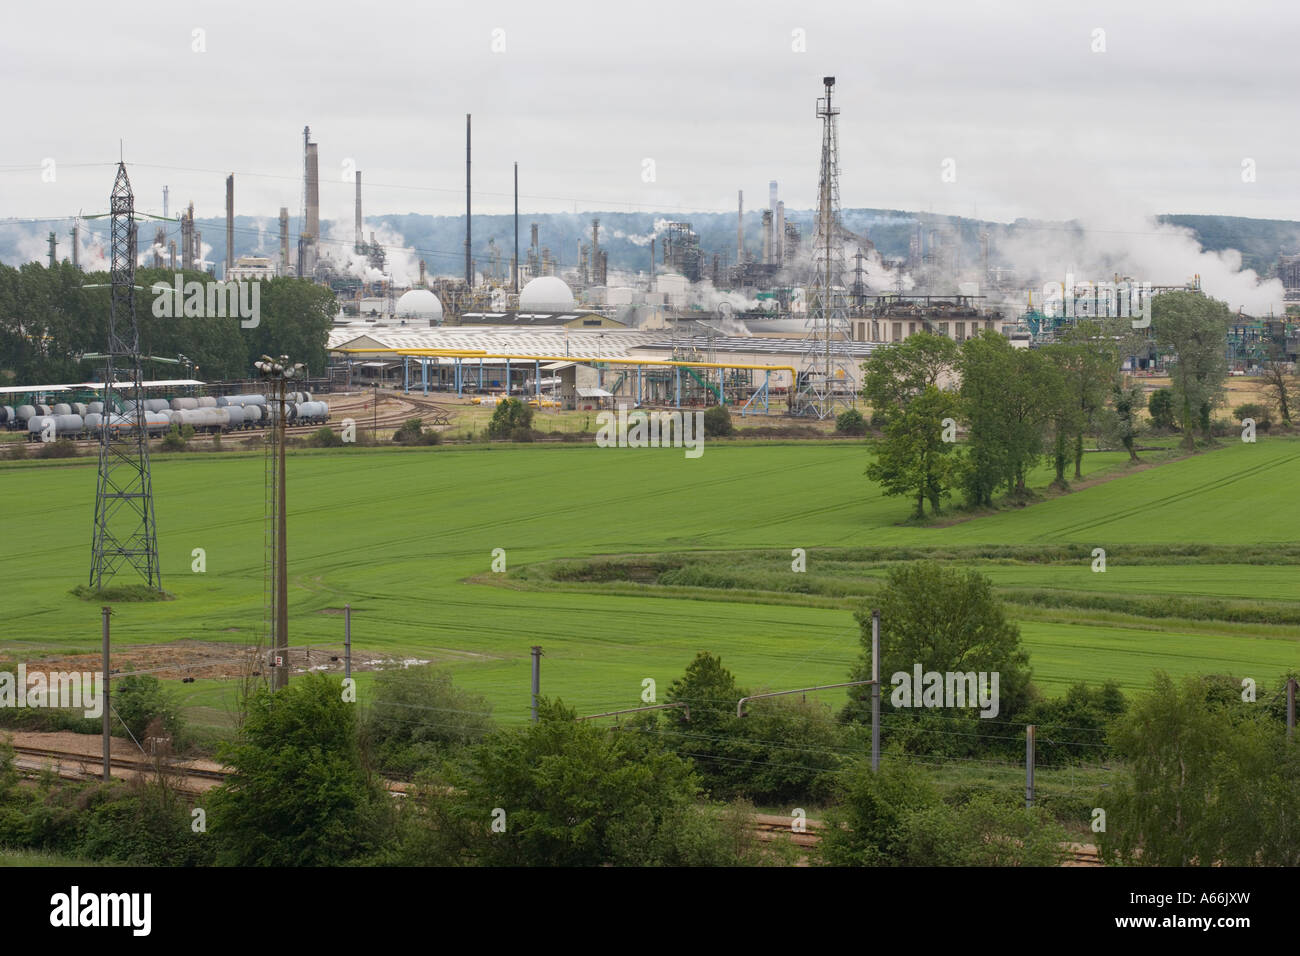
[0, 262, 337, 385]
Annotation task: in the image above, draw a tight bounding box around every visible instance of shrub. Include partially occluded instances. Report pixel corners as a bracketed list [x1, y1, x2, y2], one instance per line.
[161, 424, 187, 452]
[703, 404, 733, 437]
[392, 418, 424, 445]
[36, 438, 78, 459]
[835, 408, 868, 436]
[311, 425, 343, 447]
[487, 398, 533, 439]
[8, 441, 27, 460]
[1233, 403, 1271, 431]
[113, 675, 184, 744]
[360, 666, 494, 776]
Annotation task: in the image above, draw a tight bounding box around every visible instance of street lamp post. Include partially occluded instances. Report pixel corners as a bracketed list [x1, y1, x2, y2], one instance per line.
[254, 354, 305, 691]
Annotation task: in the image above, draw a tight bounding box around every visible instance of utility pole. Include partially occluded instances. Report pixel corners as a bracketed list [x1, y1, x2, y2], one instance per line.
[255, 355, 304, 691]
[871, 608, 880, 772]
[530, 645, 542, 723]
[101, 606, 111, 781]
[1026, 724, 1036, 808]
[344, 604, 352, 681]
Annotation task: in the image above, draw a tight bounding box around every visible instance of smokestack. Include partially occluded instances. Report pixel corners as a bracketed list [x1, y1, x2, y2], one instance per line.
[649, 238, 655, 285]
[769, 180, 778, 213]
[465, 114, 472, 287]
[47, 231, 57, 268]
[279, 207, 289, 277]
[194, 228, 201, 272]
[181, 202, 194, 270]
[592, 218, 600, 285]
[737, 190, 744, 262]
[355, 170, 363, 250]
[304, 138, 319, 277]
[776, 201, 785, 266]
[225, 174, 234, 280]
[419, 259, 427, 288]
[168, 239, 176, 270]
[762, 210, 773, 266]
[71, 221, 80, 270]
[162, 186, 169, 221]
[514, 162, 520, 294]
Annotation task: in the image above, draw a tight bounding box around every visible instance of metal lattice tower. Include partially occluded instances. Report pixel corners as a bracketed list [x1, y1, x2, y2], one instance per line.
[90, 163, 162, 590]
[794, 76, 858, 419]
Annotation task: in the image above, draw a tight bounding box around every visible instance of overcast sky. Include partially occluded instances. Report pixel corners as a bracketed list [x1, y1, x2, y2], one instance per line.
[2, 0, 1297, 227]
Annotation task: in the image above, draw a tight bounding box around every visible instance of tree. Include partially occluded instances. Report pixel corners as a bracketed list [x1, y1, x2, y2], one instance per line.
[861, 332, 959, 425]
[1151, 291, 1231, 449]
[360, 665, 493, 776]
[834, 408, 868, 436]
[1261, 361, 1294, 426]
[209, 674, 388, 866]
[1106, 376, 1145, 462]
[864, 385, 959, 518]
[845, 562, 1032, 726]
[1047, 324, 1118, 478]
[246, 277, 337, 376]
[958, 331, 1059, 503]
[1100, 671, 1300, 866]
[487, 397, 534, 439]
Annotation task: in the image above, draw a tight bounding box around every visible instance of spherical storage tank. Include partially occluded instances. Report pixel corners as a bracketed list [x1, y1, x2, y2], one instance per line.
[519, 276, 575, 312]
[396, 289, 443, 326]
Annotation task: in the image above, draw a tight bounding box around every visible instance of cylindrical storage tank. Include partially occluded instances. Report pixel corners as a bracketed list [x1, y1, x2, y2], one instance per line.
[243, 404, 263, 425]
[84, 412, 103, 431]
[223, 393, 267, 407]
[171, 397, 199, 411]
[34, 404, 53, 416]
[16, 405, 37, 424]
[224, 405, 245, 429]
[0, 406, 11, 425]
[144, 398, 170, 412]
[54, 414, 83, 435]
[53, 403, 72, 415]
[145, 412, 171, 434]
[296, 401, 329, 423]
[87, 401, 104, 415]
[197, 396, 217, 408]
[71, 402, 87, 416]
[27, 416, 54, 439]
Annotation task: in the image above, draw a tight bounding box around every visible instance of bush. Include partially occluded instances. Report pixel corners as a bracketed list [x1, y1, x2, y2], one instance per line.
[834, 408, 868, 436]
[487, 399, 533, 439]
[161, 424, 187, 452]
[361, 666, 494, 776]
[1233, 403, 1271, 431]
[7, 441, 27, 460]
[310, 425, 343, 447]
[1148, 388, 1176, 430]
[36, 438, 79, 459]
[113, 675, 184, 744]
[703, 404, 733, 437]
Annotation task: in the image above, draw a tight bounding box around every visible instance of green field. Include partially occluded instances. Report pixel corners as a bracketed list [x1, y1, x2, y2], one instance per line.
[1, 437, 1297, 726]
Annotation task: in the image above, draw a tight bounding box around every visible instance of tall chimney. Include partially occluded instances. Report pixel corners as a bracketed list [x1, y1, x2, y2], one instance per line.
[168, 239, 176, 270]
[513, 162, 520, 294]
[278, 207, 289, 277]
[304, 139, 319, 277]
[465, 114, 472, 287]
[71, 221, 80, 270]
[162, 185, 169, 221]
[769, 180, 778, 213]
[419, 259, 427, 288]
[737, 190, 744, 262]
[355, 170, 363, 250]
[762, 210, 773, 266]
[591, 218, 600, 285]
[225, 173, 234, 279]
[649, 238, 655, 285]
[776, 201, 785, 266]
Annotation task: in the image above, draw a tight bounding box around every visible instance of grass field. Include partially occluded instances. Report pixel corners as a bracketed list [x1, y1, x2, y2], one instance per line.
[1, 435, 1296, 726]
